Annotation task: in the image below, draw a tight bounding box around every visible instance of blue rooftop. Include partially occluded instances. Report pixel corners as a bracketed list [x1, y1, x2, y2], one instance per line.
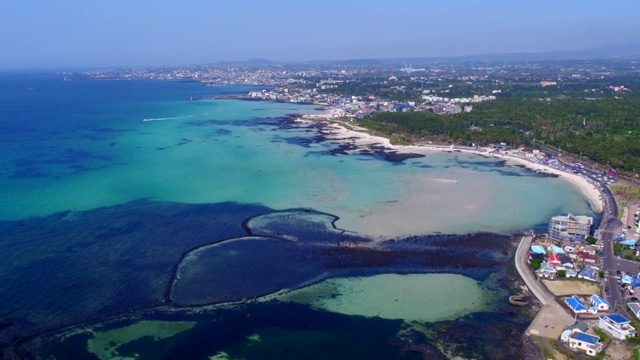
[602, 313, 630, 324]
[566, 297, 588, 312]
[530, 245, 545, 254]
[591, 295, 610, 307]
[540, 263, 556, 272]
[573, 332, 600, 345]
[579, 268, 597, 279]
[551, 245, 565, 254]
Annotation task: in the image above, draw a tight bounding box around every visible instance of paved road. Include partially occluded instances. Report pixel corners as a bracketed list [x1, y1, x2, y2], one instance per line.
[512, 149, 640, 335]
[515, 235, 549, 305]
[559, 157, 640, 312]
[515, 235, 575, 338]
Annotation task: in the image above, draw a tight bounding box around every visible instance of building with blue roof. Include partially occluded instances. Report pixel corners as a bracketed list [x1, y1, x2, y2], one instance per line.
[537, 263, 557, 278]
[599, 313, 637, 340]
[565, 296, 589, 314]
[578, 268, 598, 282]
[590, 295, 610, 312]
[550, 244, 566, 255]
[568, 331, 603, 356]
[530, 245, 546, 254]
[621, 239, 637, 246]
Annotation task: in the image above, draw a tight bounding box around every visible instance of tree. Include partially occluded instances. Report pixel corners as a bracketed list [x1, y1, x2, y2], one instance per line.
[586, 236, 597, 245]
[531, 258, 543, 270]
[557, 270, 566, 278]
[599, 270, 606, 279]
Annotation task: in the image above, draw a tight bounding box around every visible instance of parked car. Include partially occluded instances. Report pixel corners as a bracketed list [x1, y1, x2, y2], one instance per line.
[628, 297, 639, 302]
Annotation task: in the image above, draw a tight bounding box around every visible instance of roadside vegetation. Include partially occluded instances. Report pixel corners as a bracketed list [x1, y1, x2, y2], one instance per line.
[612, 181, 640, 208]
[615, 242, 639, 261]
[357, 92, 640, 176]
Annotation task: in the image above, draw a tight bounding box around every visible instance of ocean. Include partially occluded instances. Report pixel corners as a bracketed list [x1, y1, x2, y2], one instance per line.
[0, 73, 595, 359]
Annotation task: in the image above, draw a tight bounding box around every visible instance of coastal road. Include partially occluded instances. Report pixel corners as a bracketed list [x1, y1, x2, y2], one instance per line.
[582, 165, 627, 311]
[516, 235, 549, 305]
[515, 235, 574, 338]
[556, 155, 640, 312]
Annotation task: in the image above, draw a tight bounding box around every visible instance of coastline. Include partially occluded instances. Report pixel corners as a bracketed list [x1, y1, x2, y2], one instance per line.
[299, 114, 605, 215]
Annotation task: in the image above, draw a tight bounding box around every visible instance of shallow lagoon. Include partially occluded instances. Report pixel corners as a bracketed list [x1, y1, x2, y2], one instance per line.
[0, 76, 593, 238]
[0, 76, 594, 358]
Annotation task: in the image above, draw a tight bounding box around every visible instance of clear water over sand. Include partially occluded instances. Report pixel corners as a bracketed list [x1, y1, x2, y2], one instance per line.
[2, 76, 562, 358]
[267, 273, 496, 322]
[0, 76, 593, 238]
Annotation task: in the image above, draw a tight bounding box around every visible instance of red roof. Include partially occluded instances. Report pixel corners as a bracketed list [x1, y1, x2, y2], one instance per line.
[577, 251, 597, 260]
[549, 254, 561, 265]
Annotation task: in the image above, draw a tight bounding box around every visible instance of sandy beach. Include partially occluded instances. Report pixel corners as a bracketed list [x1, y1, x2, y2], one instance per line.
[299, 114, 605, 217]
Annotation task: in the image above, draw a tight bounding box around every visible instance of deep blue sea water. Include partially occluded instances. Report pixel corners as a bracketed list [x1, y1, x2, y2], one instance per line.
[0, 74, 595, 359]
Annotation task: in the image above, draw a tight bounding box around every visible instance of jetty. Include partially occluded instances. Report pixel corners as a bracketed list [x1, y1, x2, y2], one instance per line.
[515, 235, 574, 338]
[508, 295, 529, 306]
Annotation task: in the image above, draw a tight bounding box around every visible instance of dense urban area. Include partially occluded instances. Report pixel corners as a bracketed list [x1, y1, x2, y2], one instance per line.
[66, 58, 640, 359]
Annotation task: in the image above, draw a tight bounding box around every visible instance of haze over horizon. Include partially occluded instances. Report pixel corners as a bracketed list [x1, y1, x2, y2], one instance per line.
[1, 0, 639, 69]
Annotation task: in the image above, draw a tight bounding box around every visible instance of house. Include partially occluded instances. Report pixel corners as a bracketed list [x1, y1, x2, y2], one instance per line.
[578, 268, 598, 282]
[565, 268, 578, 278]
[529, 252, 545, 261]
[583, 245, 599, 256]
[565, 296, 595, 314]
[550, 244, 566, 255]
[559, 254, 574, 268]
[537, 263, 557, 278]
[568, 331, 604, 357]
[577, 251, 597, 264]
[599, 313, 637, 340]
[628, 302, 640, 320]
[530, 245, 546, 255]
[561, 321, 589, 341]
[564, 245, 577, 254]
[549, 254, 561, 266]
[590, 295, 610, 312]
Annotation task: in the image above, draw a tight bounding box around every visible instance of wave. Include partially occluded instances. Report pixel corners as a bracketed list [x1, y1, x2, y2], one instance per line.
[141, 115, 193, 122]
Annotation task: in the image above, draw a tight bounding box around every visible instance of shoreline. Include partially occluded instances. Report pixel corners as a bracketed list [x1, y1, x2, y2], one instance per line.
[299, 114, 605, 215]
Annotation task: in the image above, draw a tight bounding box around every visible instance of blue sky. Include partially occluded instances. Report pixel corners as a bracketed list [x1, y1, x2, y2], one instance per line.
[1, 0, 639, 68]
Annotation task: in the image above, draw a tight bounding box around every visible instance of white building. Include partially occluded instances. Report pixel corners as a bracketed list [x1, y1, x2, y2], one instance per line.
[599, 314, 637, 340]
[590, 295, 610, 312]
[548, 213, 593, 242]
[567, 331, 603, 357]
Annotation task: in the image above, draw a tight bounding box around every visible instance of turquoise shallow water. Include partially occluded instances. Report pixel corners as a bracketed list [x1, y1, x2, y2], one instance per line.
[0, 74, 593, 236]
[0, 74, 594, 358]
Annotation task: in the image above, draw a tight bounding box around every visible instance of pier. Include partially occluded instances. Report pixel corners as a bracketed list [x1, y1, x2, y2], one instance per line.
[515, 235, 574, 339]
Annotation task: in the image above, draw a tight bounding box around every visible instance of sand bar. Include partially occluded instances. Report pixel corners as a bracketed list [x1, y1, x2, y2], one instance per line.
[300, 114, 605, 215]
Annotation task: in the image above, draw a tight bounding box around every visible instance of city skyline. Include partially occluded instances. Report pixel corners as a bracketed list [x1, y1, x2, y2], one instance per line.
[1, 0, 640, 69]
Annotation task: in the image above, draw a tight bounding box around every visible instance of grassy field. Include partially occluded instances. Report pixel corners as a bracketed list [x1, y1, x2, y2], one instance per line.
[542, 279, 601, 296]
[612, 180, 640, 209]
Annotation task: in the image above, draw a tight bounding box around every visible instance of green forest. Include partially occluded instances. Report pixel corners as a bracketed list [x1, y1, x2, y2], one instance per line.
[358, 95, 640, 174]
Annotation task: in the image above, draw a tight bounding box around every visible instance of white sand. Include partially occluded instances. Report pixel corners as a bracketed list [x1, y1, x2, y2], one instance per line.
[350, 170, 497, 238]
[299, 115, 605, 216]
